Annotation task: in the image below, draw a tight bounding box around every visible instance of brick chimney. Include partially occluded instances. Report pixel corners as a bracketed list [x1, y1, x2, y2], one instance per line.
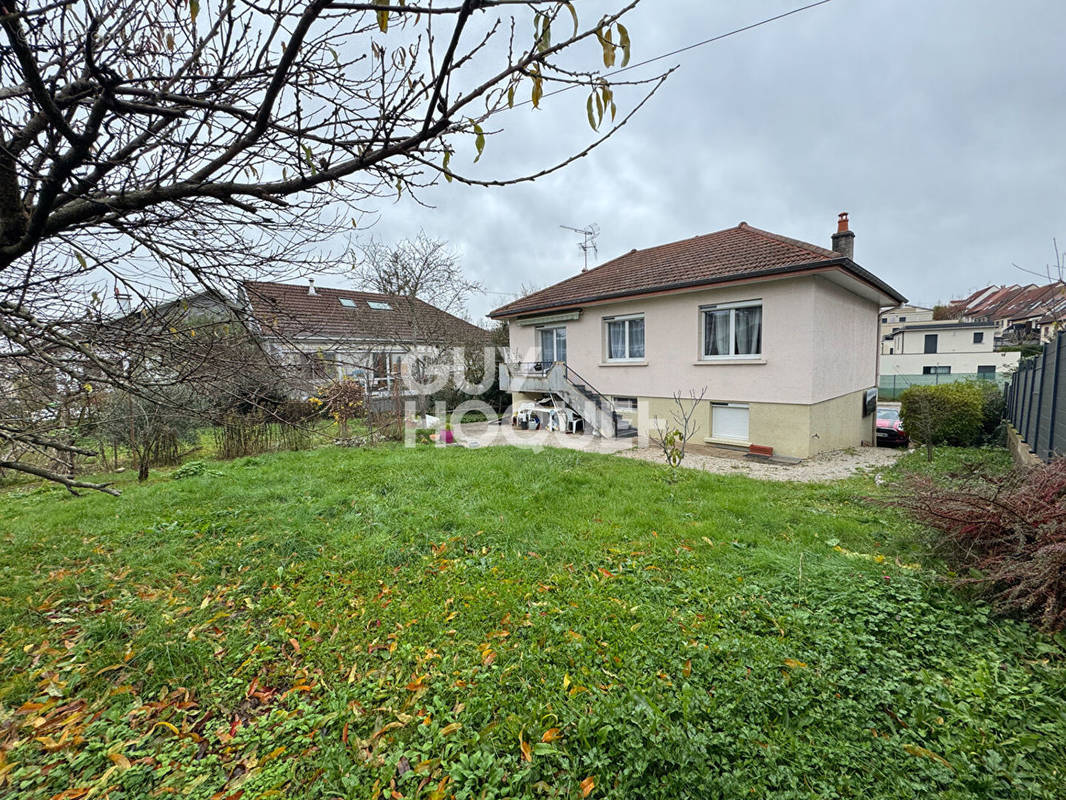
[114, 285, 132, 314]
[831, 212, 855, 260]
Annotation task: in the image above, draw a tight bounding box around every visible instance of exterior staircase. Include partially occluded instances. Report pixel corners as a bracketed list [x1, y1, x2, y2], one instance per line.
[499, 362, 637, 438]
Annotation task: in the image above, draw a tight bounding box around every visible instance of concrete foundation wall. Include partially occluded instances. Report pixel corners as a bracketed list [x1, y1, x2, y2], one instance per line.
[808, 389, 876, 454]
[1006, 424, 1041, 467]
[634, 388, 873, 459]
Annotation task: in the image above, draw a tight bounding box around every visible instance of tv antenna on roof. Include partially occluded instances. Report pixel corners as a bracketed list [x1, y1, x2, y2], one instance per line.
[561, 223, 600, 272]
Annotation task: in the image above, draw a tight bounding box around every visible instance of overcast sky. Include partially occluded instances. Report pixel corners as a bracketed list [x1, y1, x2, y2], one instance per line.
[342, 0, 1066, 323]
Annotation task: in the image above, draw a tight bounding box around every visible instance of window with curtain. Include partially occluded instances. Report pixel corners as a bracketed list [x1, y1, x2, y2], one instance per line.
[539, 327, 566, 363]
[605, 316, 645, 360]
[701, 301, 762, 358]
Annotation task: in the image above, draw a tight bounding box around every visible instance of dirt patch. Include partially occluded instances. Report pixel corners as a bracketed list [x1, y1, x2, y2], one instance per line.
[457, 421, 906, 482]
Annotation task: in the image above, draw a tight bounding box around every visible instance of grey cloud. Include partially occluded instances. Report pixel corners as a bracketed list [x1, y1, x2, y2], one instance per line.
[349, 0, 1066, 321]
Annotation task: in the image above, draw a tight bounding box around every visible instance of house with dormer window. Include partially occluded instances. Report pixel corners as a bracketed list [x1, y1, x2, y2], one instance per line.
[489, 215, 906, 459]
[240, 279, 490, 397]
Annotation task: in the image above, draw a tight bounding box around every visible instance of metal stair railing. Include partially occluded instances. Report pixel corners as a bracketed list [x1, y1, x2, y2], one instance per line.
[563, 365, 624, 437]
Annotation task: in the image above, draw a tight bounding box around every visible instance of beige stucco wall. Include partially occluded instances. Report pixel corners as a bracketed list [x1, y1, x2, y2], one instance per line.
[808, 389, 876, 454]
[880, 350, 1020, 374]
[504, 272, 883, 459]
[811, 277, 880, 402]
[634, 388, 873, 459]
[642, 396, 713, 442]
[746, 402, 813, 458]
[890, 326, 995, 355]
[878, 305, 933, 343]
[507, 275, 875, 406]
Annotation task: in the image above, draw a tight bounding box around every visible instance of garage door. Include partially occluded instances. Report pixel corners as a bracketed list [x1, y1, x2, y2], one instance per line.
[712, 404, 749, 442]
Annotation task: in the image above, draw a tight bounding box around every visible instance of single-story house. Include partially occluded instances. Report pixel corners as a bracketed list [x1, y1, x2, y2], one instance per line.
[489, 214, 906, 459]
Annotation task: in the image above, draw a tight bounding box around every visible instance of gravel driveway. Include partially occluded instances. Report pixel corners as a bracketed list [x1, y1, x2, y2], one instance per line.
[457, 421, 906, 483]
[616, 443, 906, 483]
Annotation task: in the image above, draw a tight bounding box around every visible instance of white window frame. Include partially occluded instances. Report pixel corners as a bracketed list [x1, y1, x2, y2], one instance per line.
[613, 396, 638, 411]
[603, 314, 646, 362]
[699, 299, 762, 360]
[711, 402, 750, 442]
[537, 325, 567, 364]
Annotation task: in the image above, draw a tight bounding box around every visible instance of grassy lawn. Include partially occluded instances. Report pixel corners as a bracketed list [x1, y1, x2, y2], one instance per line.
[0, 446, 1064, 799]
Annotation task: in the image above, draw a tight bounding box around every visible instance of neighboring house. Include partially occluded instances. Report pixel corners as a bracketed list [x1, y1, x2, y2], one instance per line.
[947, 282, 1066, 343]
[879, 304, 933, 350]
[880, 320, 1020, 376]
[489, 214, 906, 459]
[241, 279, 490, 396]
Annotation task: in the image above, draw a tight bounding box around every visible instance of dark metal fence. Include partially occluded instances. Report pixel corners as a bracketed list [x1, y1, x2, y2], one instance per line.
[1005, 332, 1066, 461]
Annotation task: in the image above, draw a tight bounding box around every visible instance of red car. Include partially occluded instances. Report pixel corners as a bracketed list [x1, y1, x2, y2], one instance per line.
[875, 407, 908, 447]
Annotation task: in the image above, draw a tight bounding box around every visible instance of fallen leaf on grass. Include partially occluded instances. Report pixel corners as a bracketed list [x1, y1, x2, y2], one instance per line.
[783, 658, 808, 669]
[440, 722, 462, 736]
[49, 789, 90, 800]
[580, 776, 595, 797]
[151, 720, 180, 736]
[519, 732, 532, 762]
[541, 727, 561, 743]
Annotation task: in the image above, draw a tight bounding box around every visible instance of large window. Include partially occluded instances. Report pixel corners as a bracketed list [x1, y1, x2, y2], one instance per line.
[922, 365, 950, 375]
[605, 315, 645, 361]
[924, 333, 938, 354]
[701, 301, 762, 359]
[973, 331, 984, 344]
[370, 352, 401, 390]
[539, 326, 567, 363]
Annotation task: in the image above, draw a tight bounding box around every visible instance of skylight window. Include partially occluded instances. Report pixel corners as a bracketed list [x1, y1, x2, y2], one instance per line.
[368, 301, 392, 310]
[338, 297, 357, 308]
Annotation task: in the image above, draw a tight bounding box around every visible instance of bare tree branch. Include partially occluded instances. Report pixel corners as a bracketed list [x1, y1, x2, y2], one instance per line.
[0, 0, 658, 492]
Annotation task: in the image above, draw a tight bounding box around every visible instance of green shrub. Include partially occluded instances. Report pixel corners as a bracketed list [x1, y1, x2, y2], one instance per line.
[975, 379, 1006, 445]
[900, 381, 987, 460]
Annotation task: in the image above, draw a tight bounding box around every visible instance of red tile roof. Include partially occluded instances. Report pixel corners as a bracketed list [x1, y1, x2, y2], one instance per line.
[489, 222, 904, 318]
[949, 282, 1066, 322]
[996, 283, 1063, 320]
[241, 280, 489, 344]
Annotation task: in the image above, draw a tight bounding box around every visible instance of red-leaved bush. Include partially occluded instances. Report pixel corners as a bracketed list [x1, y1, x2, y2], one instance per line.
[889, 459, 1066, 632]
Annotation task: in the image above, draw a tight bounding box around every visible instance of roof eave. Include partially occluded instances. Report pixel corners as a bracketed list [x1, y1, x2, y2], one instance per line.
[490, 258, 906, 319]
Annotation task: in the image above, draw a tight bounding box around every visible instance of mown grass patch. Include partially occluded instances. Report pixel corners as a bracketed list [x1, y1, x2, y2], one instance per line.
[0, 445, 1063, 799]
